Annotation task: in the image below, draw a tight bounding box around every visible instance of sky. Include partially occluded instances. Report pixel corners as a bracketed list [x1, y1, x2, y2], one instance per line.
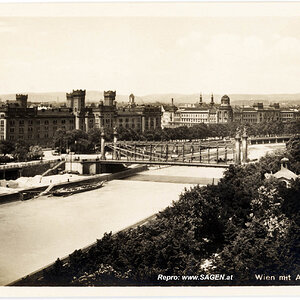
[1, 3, 300, 96]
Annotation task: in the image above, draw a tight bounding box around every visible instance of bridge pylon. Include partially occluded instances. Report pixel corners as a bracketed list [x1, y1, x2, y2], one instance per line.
[242, 128, 248, 163]
[113, 128, 118, 160]
[235, 128, 248, 165]
[101, 131, 106, 160]
[235, 132, 241, 165]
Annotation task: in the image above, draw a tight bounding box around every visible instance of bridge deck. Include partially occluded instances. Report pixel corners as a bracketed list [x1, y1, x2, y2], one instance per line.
[82, 159, 230, 168]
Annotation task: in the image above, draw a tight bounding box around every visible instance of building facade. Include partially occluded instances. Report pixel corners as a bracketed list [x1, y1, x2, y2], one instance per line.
[233, 102, 299, 124]
[0, 90, 162, 146]
[0, 95, 75, 145]
[164, 94, 233, 127]
[162, 94, 299, 128]
[116, 93, 161, 132]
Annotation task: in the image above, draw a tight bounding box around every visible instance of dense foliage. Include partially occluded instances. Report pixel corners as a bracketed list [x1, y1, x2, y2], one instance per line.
[0, 140, 44, 162]
[117, 120, 299, 141]
[18, 136, 300, 286]
[52, 120, 300, 149]
[53, 128, 94, 153]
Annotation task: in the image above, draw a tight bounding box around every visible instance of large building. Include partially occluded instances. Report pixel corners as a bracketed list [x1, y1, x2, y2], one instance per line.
[0, 90, 161, 146]
[164, 94, 233, 127]
[233, 102, 299, 124]
[0, 94, 75, 145]
[116, 94, 162, 132]
[161, 94, 299, 128]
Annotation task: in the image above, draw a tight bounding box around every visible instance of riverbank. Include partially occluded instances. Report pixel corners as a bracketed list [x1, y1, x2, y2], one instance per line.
[0, 165, 148, 205]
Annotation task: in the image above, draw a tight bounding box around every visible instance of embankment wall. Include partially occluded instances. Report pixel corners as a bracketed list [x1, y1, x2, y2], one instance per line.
[0, 165, 148, 206]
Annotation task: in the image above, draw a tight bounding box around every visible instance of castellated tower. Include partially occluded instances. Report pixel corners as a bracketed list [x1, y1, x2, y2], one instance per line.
[66, 89, 86, 113]
[104, 91, 116, 106]
[66, 89, 86, 131]
[16, 94, 28, 108]
[72, 89, 86, 113]
[66, 93, 73, 109]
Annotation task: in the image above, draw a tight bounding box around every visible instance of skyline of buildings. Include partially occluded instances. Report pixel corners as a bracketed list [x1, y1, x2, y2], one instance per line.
[0, 89, 299, 147]
[0, 90, 162, 146]
[162, 94, 300, 128]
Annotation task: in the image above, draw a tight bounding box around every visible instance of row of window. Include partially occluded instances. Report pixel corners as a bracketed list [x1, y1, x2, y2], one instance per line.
[119, 123, 141, 129]
[9, 125, 74, 133]
[8, 119, 74, 126]
[182, 114, 210, 118]
[181, 118, 210, 122]
[118, 118, 141, 123]
[9, 133, 51, 140]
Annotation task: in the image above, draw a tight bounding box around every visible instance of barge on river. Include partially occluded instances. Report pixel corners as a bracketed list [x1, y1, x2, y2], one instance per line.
[52, 181, 105, 197]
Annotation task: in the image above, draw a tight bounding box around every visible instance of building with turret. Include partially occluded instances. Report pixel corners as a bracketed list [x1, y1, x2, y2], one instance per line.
[165, 94, 233, 127]
[0, 95, 75, 145]
[0, 90, 162, 146]
[162, 94, 299, 127]
[265, 157, 299, 188]
[218, 95, 233, 123]
[66, 89, 86, 131]
[116, 93, 162, 132]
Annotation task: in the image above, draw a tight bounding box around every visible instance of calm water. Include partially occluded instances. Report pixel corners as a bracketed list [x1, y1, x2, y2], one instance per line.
[0, 166, 224, 285]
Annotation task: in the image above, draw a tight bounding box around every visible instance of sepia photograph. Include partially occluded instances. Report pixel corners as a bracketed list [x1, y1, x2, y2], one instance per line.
[0, 1, 299, 297]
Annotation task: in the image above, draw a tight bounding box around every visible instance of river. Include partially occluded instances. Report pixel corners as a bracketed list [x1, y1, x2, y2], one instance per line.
[0, 143, 286, 285]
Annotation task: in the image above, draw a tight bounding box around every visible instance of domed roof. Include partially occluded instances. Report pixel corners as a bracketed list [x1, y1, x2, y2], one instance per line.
[221, 95, 230, 100]
[281, 157, 289, 163]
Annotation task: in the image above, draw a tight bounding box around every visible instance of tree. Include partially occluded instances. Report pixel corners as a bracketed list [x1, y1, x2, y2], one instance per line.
[88, 128, 102, 149]
[12, 140, 29, 161]
[214, 180, 294, 284]
[0, 140, 15, 156]
[53, 128, 67, 153]
[27, 145, 44, 160]
[53, 129, 94, 154]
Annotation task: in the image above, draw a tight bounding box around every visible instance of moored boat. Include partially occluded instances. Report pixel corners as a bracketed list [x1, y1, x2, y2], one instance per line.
[52, 181, 104, 197]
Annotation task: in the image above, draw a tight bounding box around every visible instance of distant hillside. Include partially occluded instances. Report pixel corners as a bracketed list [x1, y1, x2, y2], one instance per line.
[0, 91, 299, 106]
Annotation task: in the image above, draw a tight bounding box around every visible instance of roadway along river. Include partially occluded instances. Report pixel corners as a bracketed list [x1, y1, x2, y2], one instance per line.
[0, 143, 286, 285]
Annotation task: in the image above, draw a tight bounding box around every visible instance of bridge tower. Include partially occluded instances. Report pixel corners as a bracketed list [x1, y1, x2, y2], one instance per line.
[235, 132, 241, 164]
[242, 127, 248, 163]
[101, 130, 106, 159]
[113, 127, 118, 159]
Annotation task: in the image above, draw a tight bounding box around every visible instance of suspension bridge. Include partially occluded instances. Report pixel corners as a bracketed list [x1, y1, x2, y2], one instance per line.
[65, 131, 296, 174]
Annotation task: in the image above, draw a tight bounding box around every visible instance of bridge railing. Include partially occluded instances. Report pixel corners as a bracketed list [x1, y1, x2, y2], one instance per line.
[107, 142, 235, 165]
[0, 158, 62, 171]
